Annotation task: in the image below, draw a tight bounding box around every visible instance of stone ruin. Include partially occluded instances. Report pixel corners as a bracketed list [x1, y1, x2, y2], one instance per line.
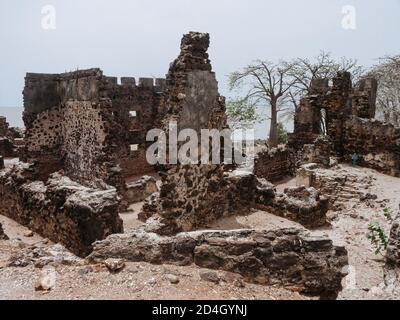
[21, 68, 166, 186]
[0, 32, 354, 299]
[0, 116, 20, 168]
[253, 72, 399, 186]
[289, 73, 399, 176]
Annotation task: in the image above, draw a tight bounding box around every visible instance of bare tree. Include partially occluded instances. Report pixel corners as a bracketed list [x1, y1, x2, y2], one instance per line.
[229, 60, 298, 147]
[368, 55, 400, 127]
[281, 52, 364, 121]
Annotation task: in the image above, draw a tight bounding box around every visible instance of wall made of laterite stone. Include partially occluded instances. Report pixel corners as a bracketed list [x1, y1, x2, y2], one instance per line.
[62, 101, 107, 183]
[343, 116, 400, 176]
[0, 164, 123, 257]
[90, 228, 348, 299]
[22, 69, 113, 185]
[254, 147, 294, 183]
[289, 71, 400, 177]
[0, 116, 18, 158]
[107, 78, 166, 179]
[0, 116, 10, 137]
[23, 69, 166, 185]
[139, 32, 237, 235]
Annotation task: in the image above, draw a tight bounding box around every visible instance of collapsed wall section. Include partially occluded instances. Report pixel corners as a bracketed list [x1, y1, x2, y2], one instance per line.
[343, 117, 400, 176]
[89, 228, 348, 299]
[0, 163, 123, 256]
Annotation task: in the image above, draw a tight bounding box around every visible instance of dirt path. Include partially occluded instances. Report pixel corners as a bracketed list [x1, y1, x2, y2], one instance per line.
[276, 164, 400, 300]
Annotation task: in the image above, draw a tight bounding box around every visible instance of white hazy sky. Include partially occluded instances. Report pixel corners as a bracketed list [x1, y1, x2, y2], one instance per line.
[1, 0, 400, 136]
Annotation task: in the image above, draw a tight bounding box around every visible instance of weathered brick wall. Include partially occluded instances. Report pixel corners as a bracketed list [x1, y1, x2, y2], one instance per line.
[254, 146, 294, 182]
[142, 169, 275, 235]
[0, 163, 123, 256]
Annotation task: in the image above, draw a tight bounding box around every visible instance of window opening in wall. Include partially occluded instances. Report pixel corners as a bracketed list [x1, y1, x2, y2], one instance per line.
[320, 108, 328, 135]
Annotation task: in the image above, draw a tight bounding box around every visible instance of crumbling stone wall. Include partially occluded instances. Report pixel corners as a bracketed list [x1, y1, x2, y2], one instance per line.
[0, 163, 123, 256]
[106, 76, 166, 178]
[124, 175, 158, 204]
[351, 78, 378, 119]
[23, 70, 114, 185]
[263, 186, 328, 228]
[289, 72, 353, 154]
[0, 116, 10, 137]
[22, 69, 166, 186]
[254, 146, 294, 182]
[289, 72, 399, 176]
[0, 116, 17, 158]
[300, 135, 333, 168]
[142, 170, 275, 235]
[89, 228, 348, 299]
[343, 117, 400, 176]
[0, 138, 16, 158]
[140, 32, 235, 234]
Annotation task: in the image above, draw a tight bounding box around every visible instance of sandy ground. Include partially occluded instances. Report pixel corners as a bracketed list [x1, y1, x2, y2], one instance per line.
[0, 216, 305, 300]
[0, 164, 399, 300]
[276, 164, 400, 300]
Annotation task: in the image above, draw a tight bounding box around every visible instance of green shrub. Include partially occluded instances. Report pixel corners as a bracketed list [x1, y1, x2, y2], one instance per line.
[367, 208, 394, 256]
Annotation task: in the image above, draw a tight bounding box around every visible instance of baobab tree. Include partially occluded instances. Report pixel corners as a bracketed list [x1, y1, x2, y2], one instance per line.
[228, 60, 298, 147]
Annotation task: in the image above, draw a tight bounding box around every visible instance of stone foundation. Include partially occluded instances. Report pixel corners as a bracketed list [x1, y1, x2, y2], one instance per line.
[0, 163, 123, 257]
[89, 228, 348, 299]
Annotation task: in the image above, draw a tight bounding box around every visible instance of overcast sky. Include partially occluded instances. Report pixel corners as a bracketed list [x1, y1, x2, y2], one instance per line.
[1, 0, 399, 135]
